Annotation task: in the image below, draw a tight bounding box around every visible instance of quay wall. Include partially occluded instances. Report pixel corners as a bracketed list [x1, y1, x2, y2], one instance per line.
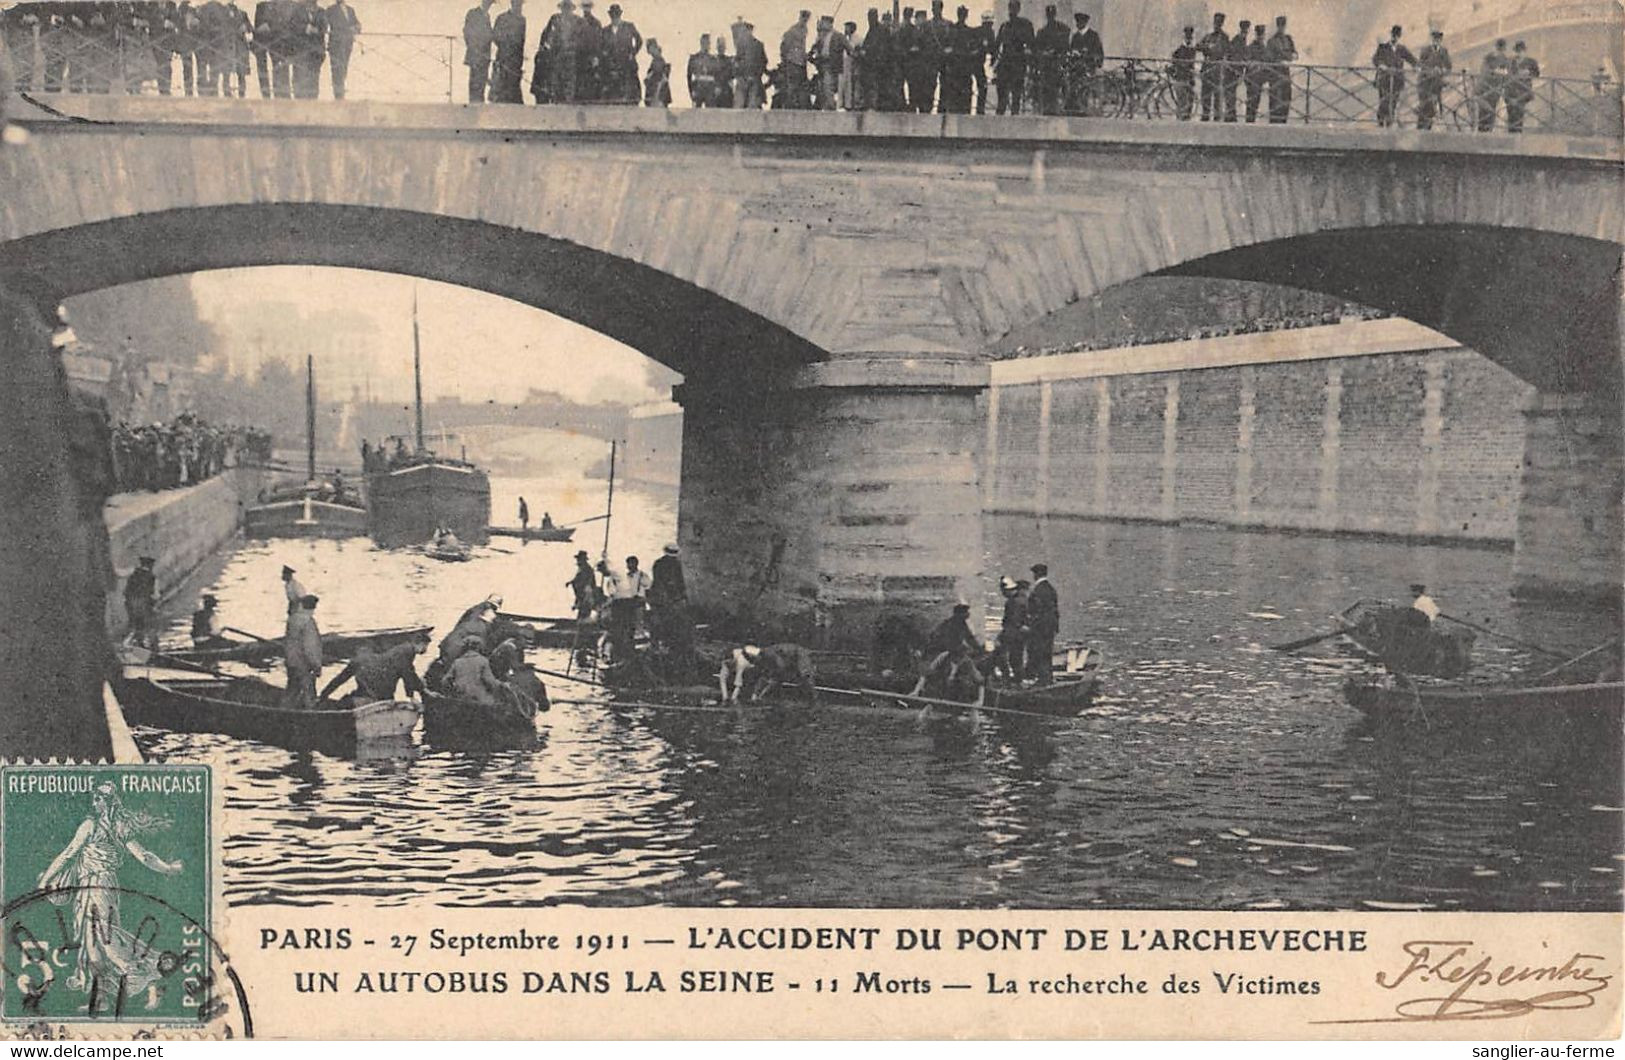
[103, 467, 268, 635]
[986, 319, 1534, 545]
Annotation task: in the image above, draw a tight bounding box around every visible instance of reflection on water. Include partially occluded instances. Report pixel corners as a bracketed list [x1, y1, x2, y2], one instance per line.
[136, 480, 1623, 911]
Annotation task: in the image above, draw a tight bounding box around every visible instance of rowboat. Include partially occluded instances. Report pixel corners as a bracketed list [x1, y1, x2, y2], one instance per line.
[423, 541, 473, 562]
[113, 672, 419, 754]
[488, 525, 576, 543]
[421, 689, 538, 750]
[1335, 601, 1475, 678]
[161, 625, 434, 667]
[855, 672, 1103, 718]
[1344, 677, 1625, 728]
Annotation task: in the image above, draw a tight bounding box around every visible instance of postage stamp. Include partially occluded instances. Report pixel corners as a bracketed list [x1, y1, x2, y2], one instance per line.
[1, 764, 212, 1025]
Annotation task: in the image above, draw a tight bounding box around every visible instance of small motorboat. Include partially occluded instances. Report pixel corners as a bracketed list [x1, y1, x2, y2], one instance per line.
[113, 671, 419, 755]
[421, 689, 538, 749]
[159, 625, 434, 668]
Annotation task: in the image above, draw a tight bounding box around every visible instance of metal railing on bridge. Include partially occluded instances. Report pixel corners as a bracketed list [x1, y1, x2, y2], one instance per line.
[4, 24, 1620, 140]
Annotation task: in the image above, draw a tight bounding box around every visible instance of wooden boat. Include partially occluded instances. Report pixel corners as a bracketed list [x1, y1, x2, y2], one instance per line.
[162, 624, 433, 667]
[857, 672, 1103, 718]
[245, 356, 368, 539]
[421, 689, 538, 749]
[422, 540, 473, 562]
[246, 493, 368, 539]
[367, 295, 491, 546]
[113, 672, 419, 753]
[489, 525, 576, 543]
[1335, 601, 1475, 678]
[1344, 677, 1625, 727]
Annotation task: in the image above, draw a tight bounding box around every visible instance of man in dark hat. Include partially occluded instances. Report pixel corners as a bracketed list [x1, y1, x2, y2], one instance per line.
[1476, 37, 1511, 131]
[1264, 14, 1295, 123]
[1372, 24, 1414, 127]
[284, 594, 322, 708]
[1505, 39, 1539, 132]
[566, 549, 598, 628]
[281, 563, 306, 613]
[1025, 562, 1058, 684]
[600, 1, 640, 103]
[1414, 28, 1450, 129]
[191, 593, 230, 649]
[124, 556, 158, 650]
[1170, 24, 1196, 119]
[1196, 11, 1226, 120]
[1222, 17, 1249, 121]
[912, 601, 985, 705]
[992, 0, 1032, 114]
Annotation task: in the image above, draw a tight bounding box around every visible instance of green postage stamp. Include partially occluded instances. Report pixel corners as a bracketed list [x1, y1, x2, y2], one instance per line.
[1, 764, 212, 1024]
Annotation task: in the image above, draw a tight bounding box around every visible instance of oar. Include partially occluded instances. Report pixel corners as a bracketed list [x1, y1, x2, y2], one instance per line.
[1269, 629, 1346, 652]
[498, 611, 577, 626]
[137, 649, 224, 677]
[223, 626, 280, 646]
[530, 665, 607, 687]
[1437, 613, 1568, 660]
[1532, 640, 1616, 681]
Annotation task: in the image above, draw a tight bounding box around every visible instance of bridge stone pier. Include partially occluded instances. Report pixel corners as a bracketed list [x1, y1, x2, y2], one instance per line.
[0, 100, 1618, 679]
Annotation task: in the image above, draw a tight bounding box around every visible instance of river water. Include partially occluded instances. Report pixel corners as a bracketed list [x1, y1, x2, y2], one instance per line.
[135, 473, 1622, 912]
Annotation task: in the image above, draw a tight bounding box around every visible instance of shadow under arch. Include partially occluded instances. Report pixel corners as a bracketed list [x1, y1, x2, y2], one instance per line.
[0, 203, 829, 385]
[1154, 225, 1623, 395]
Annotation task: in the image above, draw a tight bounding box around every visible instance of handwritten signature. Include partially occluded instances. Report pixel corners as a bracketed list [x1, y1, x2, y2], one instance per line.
[1318, 939, 1613, 1024]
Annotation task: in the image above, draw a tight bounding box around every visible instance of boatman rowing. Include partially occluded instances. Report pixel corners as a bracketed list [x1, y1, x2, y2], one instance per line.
[319, 629, 433, 703]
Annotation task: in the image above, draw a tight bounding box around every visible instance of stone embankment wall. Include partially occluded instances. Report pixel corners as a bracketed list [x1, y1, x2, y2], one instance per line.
[986, 319, 1533, 545]
[103, 467, 267, 635]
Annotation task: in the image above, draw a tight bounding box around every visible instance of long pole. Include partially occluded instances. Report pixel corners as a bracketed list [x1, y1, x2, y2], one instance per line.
[412, 288, 425, 452]
[601, 439, 617, 561]
[305, 354, 316, 483]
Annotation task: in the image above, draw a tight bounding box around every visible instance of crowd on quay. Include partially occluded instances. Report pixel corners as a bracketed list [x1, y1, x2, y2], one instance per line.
[1009, 305, 1393, 359]
[1, 0, 363, 99]
[110, 413, 271, 493]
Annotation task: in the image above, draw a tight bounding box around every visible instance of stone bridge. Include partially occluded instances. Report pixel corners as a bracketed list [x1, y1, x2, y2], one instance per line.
[0, 101, 1618, 701]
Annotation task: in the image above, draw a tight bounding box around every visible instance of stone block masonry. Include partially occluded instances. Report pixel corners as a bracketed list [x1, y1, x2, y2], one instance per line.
[103, 467, 269, 637]
[988, 320, 1533, 546]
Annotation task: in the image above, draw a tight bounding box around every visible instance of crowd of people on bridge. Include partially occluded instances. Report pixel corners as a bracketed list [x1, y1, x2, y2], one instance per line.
[1, 0, 362, 99]
[2, 0, 1592, 128]
[110, 413, 271, 493]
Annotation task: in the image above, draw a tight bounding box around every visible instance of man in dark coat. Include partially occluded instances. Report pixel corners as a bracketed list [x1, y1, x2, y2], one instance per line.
[1222, 17, 1248, 120]
[462, 0, 496, 101]
[532, 0, 580, 103]
[574, 0, 599, 101]
[600, 2, 639, 103]
[325, 0, 358, 97]
[288, 0, 324, 98]
[1170, 24, 1196, 119]
[1196, 11, 1226, 120]
[489, 0, 525, 102]
[1025, 562, 1059, 684]
[1414, 28, 1450, 129]
[1264, 15, 1296, 123]
[992, 0, 1032, 113]
[123, 556, 158, 650]
[911, 602, 985, 706]
[1372, 24, 1414, 127]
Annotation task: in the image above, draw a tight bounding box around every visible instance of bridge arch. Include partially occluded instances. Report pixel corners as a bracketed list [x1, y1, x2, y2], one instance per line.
[0, 203, 825, 385]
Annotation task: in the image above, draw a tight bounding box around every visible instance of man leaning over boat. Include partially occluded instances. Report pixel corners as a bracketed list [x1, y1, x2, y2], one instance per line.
[319, 629, 432, 704]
